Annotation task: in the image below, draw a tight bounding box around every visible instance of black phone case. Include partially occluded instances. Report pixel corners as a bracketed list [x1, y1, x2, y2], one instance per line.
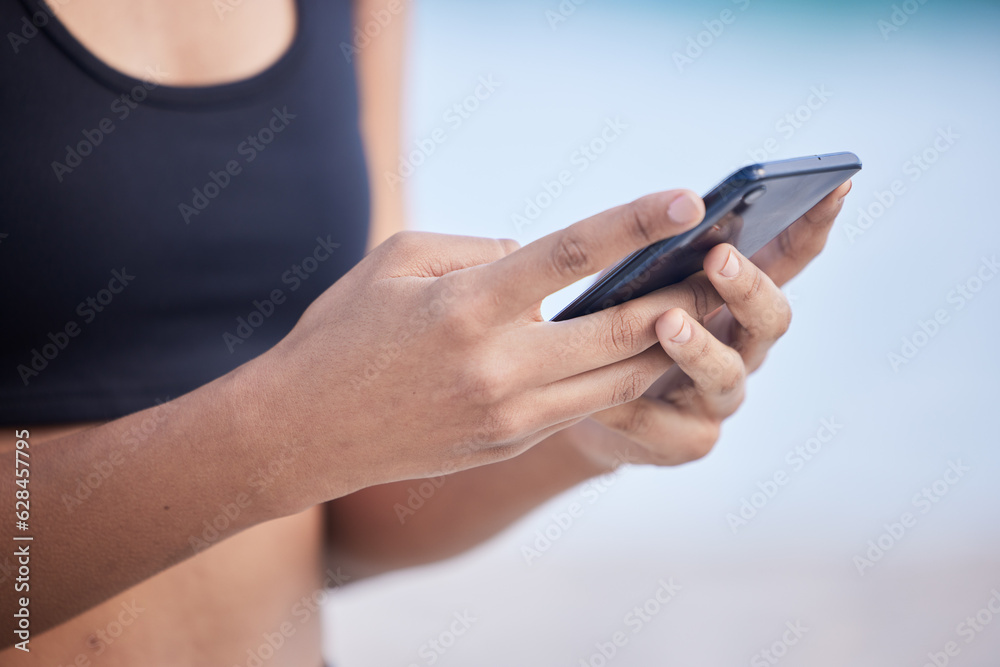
[551, 152, 862, 321]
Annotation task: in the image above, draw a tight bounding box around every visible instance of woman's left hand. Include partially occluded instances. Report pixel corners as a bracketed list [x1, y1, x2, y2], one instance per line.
[566, 180, 852, 472]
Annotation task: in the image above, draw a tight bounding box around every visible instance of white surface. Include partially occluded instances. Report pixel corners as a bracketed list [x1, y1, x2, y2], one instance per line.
[325, 2, 1000, 664]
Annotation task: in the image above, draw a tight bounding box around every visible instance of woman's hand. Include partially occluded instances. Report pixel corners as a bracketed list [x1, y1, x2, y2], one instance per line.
[566, 180, 853, 472]
[246, 189, 729, 513]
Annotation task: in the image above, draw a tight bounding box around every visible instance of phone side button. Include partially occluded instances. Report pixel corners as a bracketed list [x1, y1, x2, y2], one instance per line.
[742, 185, 766, 205]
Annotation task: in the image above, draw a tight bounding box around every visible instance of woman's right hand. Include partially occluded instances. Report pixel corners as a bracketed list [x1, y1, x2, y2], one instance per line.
[246, 189, 714, 512]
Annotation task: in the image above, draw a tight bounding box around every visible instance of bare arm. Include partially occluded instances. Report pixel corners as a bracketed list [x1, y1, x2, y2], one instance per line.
[325, 427, 605, 577]
[4, 186, 735, 648]
[0, 367, 288, 641]
[354, 0, 408, 250]
[1, 0, 410, 640]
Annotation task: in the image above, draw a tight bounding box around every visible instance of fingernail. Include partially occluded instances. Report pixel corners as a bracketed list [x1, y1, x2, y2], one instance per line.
[720, 249, 740, 278]
[669, 314, 692, 344]
[668, 192, 701, 226]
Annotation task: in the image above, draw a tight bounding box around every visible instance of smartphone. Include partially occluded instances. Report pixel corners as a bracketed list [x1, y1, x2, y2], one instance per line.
[551, 152, 862, 321]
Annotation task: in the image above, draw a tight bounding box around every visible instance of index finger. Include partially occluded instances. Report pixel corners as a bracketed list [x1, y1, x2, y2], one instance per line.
[480, 189, 705, 319]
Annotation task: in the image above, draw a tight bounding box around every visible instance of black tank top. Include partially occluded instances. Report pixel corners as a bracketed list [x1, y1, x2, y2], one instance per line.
[0, 0, 371, 423]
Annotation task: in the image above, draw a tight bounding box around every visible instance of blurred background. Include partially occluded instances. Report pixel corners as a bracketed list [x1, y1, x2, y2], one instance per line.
[324, 1, 1000, 664]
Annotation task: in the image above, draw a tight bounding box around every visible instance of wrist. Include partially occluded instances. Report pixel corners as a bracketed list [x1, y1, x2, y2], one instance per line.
[218, 353, 309, 519]
[223, 348, 372, 518]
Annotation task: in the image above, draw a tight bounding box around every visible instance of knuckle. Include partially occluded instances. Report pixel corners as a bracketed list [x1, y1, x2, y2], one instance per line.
[478, 441, 525, 465]
[549, 233, 592, 281]
[718, 371, 746, 402]
[716, 350, 746, 395]
[435, 292, 478, 339]
[682, 276, 714, 321]
[497, 238, 522, 256]
[619, 401, 655, 438]
[622, 197, 659, 245]
[776, 228, 798, 261]
[779, 224, 826, 263]
[414, 255, 451, 278]
[478, 406, 520, 443]
[667, 383, 699, 410]
[604, 308, 644, 357]
[613, 368, 648, 405]
[742, 269, 765, 303]
[771, 294, 793, 336]
[803, 202, 838, 230]
[747, 291, 792, 341]
[458, 364, 508, 406]
[449, 270, 507, 322]
[689, 337, 714, 367]
[805, 234, 827, 258]
[434, 269, 465, 296]
[383, 230, 421, 254]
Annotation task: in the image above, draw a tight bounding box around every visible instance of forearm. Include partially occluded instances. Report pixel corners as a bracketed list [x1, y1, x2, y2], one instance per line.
[354, 0, 408, 250]
[324, 425, 611, 578]
[0, 364, 289, 641]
